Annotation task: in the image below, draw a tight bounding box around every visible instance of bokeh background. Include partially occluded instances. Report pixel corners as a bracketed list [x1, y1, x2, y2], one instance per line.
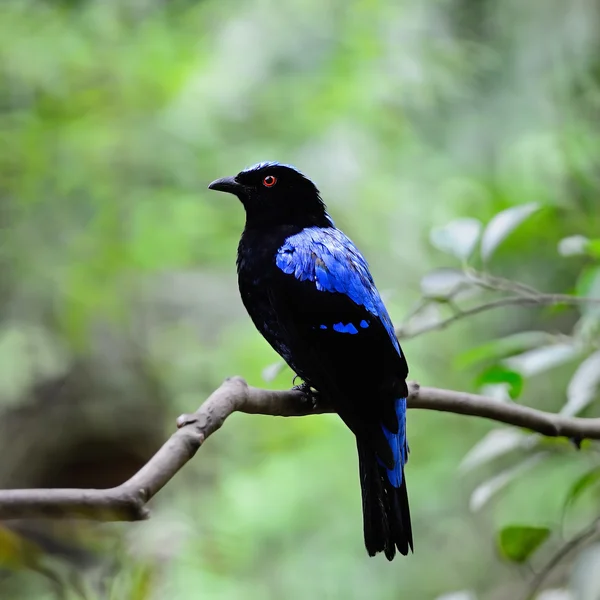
[1, 1, 600, 599]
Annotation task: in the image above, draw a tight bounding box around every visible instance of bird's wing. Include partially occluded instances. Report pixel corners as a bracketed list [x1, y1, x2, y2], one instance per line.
[275, 226, 406, 364]
[273, 227, 408, 443]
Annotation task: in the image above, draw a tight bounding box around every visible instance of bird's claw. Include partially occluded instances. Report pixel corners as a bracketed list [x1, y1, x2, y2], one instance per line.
[292, 381, 320, 410]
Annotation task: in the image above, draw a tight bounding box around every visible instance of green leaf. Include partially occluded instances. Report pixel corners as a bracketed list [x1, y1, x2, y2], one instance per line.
[420, 268, 471, 300]
[563, 467, 600, 513]
[504, 344, 579, 377]
[480, 203, 541, 262]
[476, 365, 524, 399]
[562, 350, 600, 416]
[456, 331, 553, 369]
[429, 218, 482, 261]
[558, 235, 590, 257]
[460, 428, 532, 472]
[497, 525, 551, 563]
[588, 239, 600, 259]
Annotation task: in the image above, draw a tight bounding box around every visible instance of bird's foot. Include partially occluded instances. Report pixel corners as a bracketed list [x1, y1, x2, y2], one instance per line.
[292, 381, 320, 411]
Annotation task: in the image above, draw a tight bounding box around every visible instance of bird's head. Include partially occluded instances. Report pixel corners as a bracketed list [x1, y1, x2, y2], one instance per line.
[208, 162, 333, 229]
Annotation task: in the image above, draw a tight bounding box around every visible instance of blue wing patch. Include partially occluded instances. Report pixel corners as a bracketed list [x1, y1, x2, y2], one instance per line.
[316, 321, 368, 334]
[332, 322, 359, 334]
[275, 227, 400, 355]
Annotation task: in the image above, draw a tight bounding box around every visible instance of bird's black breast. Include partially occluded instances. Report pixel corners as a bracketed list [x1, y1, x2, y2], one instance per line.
[236, 225, 304, 371]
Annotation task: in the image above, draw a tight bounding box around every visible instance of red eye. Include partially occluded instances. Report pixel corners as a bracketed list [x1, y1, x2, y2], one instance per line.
[263, 175, 277, 187]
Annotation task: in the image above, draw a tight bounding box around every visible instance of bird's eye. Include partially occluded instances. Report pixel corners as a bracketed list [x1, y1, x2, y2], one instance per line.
[263, 175, 277, 187]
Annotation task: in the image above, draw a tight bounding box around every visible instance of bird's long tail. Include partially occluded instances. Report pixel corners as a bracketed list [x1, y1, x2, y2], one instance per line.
[356, 404, 413, 560]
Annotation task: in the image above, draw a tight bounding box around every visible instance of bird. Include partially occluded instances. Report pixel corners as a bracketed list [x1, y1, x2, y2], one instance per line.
[208, 161, 412, 560]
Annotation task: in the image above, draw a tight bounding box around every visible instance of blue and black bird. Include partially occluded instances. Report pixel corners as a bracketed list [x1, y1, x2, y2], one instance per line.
[209, 162, 412, 560]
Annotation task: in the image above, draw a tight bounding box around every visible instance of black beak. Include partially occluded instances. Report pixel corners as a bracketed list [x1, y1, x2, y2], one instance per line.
[208, 176, 242, 194]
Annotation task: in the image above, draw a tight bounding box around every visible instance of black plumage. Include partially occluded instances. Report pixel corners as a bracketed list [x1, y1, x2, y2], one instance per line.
[209, 162, 413, 560]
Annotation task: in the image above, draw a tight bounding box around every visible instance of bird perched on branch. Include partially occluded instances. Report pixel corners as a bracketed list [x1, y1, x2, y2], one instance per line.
[209, 162, 412, 560]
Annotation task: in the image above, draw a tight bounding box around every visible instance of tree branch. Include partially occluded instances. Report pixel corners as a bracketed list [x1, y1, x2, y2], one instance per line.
[1, 377, 600, 522]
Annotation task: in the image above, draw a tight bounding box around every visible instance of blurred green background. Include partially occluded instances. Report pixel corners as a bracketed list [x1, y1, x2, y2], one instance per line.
[1, 1, 600, 599]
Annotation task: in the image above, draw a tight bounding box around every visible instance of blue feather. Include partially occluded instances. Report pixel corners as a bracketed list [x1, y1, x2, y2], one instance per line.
[379, 398, 407, 487]
[332, 322, 359, 334]
[346, 323, 359, 334]
[275, 227, 401, 355]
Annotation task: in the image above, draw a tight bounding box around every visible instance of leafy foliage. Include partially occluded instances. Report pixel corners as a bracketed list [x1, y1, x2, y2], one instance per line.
[497, 525, 551, 564]
[480, 203, 541, 263]
[402, 173, 600, 595]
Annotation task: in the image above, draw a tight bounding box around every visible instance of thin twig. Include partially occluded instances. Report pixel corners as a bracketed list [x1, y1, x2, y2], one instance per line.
[1, 378, 600, 521]
[465, 268, 544, 297]
[524, 517, 600, 600]
[397, 294, 600, 340]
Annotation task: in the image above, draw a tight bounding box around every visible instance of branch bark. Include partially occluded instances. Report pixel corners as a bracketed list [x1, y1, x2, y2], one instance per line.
[1, 377, 600, 522]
